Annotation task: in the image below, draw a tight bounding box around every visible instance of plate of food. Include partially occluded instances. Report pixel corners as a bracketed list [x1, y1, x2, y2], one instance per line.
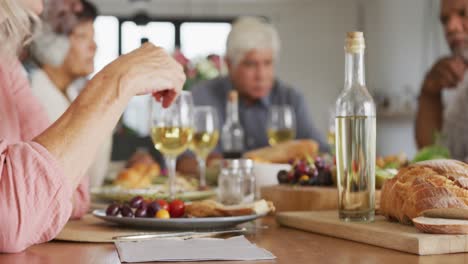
[93, 198, 275, 230]
[92, 161, 216, 202]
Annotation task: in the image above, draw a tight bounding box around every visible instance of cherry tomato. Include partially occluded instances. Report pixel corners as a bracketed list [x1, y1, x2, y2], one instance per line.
[169, 199, 185, 218]
[156, 199, 169, 211]
[155, 209, 170, 219]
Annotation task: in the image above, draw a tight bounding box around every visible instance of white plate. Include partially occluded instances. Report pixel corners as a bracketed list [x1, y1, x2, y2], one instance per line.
[91, 186, 216, 202]
[92, 209, 261, 230]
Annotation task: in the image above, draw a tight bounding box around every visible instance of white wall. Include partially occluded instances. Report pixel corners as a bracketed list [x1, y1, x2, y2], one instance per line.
[361, 0, 447, 158]
[91, 0, 442, 158]
[92, 0, 358, 146]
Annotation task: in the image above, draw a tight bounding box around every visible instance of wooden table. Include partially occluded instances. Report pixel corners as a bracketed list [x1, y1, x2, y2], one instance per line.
[0, 217, 467, 264]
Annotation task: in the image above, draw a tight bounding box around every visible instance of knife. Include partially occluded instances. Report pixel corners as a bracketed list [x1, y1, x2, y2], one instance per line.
[112, 227, 247, 241]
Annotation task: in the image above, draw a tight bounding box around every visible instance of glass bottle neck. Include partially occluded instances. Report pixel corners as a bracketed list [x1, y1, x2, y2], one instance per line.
[227, 98, 239, 123]
[345, 51, 365, 88]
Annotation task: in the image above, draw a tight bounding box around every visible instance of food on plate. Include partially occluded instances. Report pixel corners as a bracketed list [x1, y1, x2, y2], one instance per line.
[105, 196, 275, 219]
[105, 203, 120, 217]
[156, 209, 170, 219]
[105, 197, 185, 219]
[380, 159, 468, 225]
[126, 150, 158, 168]
[169, 199, 185, 218]
[146, 201, 161, 217]
[156, 199, 169, 211]
[244, 139, 319, 164]
[185, 199, 275, 218]
[134, 207, 147, 218]
[129, 195, 144, 208]
[276, 156, 334, 186]
[120, 204, 134, 217]
[113, 163, 161, 189]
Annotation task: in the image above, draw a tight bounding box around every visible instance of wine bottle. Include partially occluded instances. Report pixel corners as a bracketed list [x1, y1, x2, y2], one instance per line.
[221, 90, 245, 159]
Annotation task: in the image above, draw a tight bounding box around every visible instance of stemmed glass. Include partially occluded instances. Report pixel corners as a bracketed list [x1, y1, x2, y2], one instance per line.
[151, 91, 194, 199]
[267, 105, 296, 146]
[191, 106, 220, 189]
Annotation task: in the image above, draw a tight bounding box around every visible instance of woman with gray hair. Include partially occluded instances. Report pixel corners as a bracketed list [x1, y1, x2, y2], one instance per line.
[0, 0, 185, 253]
[28, 0, 83, 68]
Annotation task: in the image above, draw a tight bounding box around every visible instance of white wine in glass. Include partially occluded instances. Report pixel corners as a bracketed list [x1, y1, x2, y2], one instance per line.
[267, 128, 295, 146]
[151, 91, 194, 199]
[267, 105, 296, 146]
[151, 127, 193, 156]
[191, 106, 219, 188]
[192, 131, 220, 158]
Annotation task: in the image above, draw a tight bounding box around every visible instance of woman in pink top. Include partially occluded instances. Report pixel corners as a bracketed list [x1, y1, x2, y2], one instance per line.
[0, 0, 185, 253]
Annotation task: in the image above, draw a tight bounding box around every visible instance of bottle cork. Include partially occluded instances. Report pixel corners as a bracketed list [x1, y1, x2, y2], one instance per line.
[345, 31, 365, 53]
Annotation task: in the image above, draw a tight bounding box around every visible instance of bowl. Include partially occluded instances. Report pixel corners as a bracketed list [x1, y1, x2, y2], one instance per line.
[253, 162, 291, 197]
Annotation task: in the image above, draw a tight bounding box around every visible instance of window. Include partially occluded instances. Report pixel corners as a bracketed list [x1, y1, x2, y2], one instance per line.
[121, 21, 176, 54]
[93, 16, 119, 76]
[180, 22, 231, 59]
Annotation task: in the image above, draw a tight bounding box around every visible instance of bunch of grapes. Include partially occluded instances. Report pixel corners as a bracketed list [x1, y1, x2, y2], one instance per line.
[105, 196, 185, 219]
[277, 156, 333, 186]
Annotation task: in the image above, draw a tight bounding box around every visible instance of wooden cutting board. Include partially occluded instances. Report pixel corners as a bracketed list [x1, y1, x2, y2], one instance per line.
[277, 211, 468, 255]
[261, 185, 381, 212]
[55, 214, 165, 243]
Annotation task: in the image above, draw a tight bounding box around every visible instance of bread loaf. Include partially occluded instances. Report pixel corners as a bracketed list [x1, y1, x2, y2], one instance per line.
[244, 139, 319, 163]
[380, 159, 468, 225]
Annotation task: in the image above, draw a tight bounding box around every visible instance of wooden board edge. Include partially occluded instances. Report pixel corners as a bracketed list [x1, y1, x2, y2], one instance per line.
[276, 212, 423, 255]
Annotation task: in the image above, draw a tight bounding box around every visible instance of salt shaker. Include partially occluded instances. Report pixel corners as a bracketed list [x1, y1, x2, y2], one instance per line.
[240, 159, 255, 203]
[218, 159, 243, 205]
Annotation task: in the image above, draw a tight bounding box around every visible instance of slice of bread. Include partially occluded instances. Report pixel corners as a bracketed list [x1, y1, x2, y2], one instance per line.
[422, 208, 468, 220]
[185, 199, 275, 218]
[413, 216, 468, 234]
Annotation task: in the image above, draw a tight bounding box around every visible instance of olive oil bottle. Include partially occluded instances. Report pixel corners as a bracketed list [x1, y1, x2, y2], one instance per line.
[335, 32, 376, 222]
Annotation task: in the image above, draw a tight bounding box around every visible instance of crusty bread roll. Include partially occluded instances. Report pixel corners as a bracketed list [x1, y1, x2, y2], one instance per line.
[113, 162, 160, 189]
[243, 139, 319, 163]
[380, 159, 468, 225]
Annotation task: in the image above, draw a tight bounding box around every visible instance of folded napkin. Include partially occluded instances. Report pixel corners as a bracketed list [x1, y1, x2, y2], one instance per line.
[115, 235, 275, 262]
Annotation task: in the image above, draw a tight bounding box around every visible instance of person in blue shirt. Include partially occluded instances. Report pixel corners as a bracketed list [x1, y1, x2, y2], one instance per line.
[178, 16, 327, 174]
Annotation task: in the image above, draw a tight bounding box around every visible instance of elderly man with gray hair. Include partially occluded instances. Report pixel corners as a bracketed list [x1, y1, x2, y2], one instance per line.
[196, 17, 326, 150]
[178, 16, 327, 173]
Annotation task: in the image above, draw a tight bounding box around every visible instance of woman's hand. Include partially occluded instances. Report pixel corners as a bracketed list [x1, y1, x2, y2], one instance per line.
[98, 43, 186, 107]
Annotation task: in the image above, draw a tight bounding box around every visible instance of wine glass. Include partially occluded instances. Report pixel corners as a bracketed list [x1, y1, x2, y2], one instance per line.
[267, 105, 296, 146]
[150, 91, 194, 199]
[191, 106, 220, 189]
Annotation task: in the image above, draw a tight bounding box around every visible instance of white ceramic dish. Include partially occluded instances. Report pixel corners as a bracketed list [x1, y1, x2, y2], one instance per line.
[253, 162, 291, 196]
[93, 209, 261, 230]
